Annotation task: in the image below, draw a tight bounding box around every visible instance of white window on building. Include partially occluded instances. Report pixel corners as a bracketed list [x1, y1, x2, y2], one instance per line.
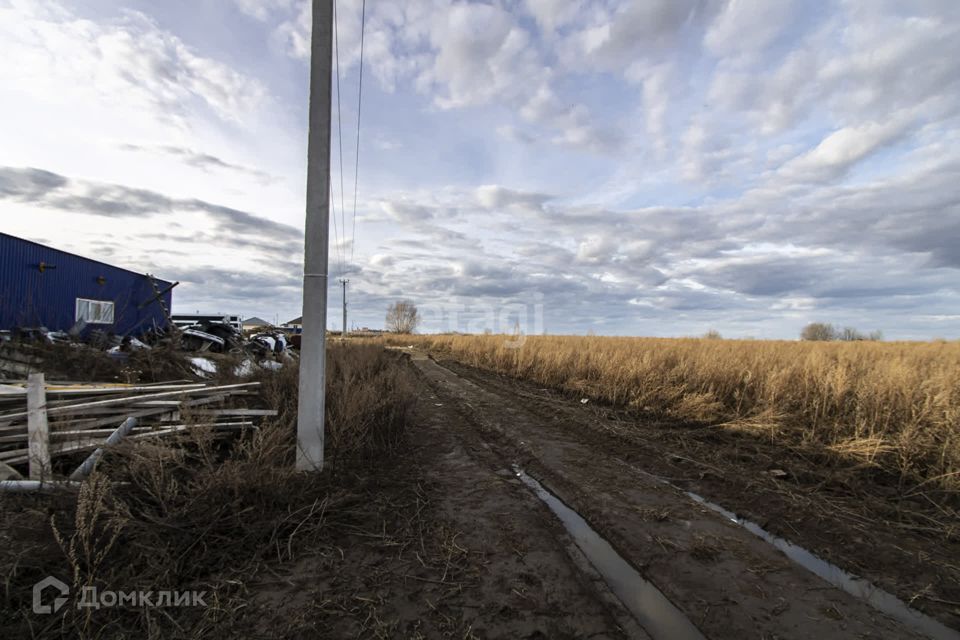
[76, 298, 115, 325]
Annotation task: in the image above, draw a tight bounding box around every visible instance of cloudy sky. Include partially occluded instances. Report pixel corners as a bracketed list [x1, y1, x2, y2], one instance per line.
[1, 0, 958, 339]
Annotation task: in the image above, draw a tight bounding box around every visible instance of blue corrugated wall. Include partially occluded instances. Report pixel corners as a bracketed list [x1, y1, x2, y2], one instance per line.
[0, 233, 173, 336]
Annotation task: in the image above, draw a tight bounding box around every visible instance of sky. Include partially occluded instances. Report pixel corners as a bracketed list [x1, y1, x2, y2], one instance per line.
[0, 0, 959, 339]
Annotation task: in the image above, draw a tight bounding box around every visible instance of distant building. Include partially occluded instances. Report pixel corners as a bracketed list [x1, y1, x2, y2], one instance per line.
[242, 316, 272, 331]
[0, 232, 174, 336]
[171, 313, 243, 333]
[282, 316, 303, 332]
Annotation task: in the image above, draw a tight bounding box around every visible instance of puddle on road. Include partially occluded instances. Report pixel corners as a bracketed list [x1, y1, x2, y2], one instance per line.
[622, 462, 960, 640]
[685, 491, 960, 640]
[512, 465, 705, 640]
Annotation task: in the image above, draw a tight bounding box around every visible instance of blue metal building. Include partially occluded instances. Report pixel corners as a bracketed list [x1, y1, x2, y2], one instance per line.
[0, 233, 174, 337]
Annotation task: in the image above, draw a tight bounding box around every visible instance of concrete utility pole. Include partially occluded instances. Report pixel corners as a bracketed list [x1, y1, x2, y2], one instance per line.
[339, 278, 349, 339]
[297, 0, 333, 472]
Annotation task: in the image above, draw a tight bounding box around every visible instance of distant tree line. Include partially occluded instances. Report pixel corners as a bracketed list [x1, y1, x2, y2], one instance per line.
[801, 323, 883, 341]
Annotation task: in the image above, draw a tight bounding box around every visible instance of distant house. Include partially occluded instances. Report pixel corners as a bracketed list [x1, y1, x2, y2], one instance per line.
[242, 316, 272, 331]
[172, 313, 242, 332]
[282, 316, 303, 332]
[0, 233, 174, 336]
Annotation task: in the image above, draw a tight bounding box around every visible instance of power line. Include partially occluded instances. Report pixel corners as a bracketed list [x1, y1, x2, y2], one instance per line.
[350, 0, 366, 262]
[330, 0, 365, 337]
[329, 185, 341, 276]
[333, 0, 347, 276]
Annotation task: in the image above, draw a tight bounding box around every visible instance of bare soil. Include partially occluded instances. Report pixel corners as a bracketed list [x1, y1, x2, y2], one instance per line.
[233, 350, 958, 639]
[227, 359, 636, 639]
[431, 352, 959, 635]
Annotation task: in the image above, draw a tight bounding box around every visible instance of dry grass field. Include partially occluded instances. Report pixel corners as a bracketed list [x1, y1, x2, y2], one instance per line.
[393, 334, 960, 494]
[4, 340, 958, 636]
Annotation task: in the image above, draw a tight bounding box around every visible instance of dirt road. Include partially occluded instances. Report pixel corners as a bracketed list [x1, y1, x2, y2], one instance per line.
[406, 350, 960, 640]
[238, 354, 639, 639]
[237, 350, 957, 639]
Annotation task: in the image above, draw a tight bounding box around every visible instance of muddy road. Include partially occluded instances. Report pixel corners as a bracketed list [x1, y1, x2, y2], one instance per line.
[410, 350, 960, 639]
[239, 350, 958, 639]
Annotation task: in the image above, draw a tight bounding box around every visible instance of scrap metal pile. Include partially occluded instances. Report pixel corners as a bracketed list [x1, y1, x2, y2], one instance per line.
[0, 375, 276, 489]
[177, 319, 290, 356]
[0, 319, 295, 358]
[0, 319, 297, 381]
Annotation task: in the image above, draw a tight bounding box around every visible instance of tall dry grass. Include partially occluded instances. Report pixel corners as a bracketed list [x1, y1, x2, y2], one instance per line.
[394, 334, 960, 493]
[0, 344, 415, 639]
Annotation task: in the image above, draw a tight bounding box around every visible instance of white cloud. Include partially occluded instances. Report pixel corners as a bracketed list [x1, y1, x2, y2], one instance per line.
[381, 200, 434, 222]
[704, 0, 796, 59]
[519, 83, 619, 152]
[576, 234, 619, 264]
[423, 3, 538, 109]
[819, 11, 960, 117]
[3, 0, 960, 337]
[373, 135, 401, 151]
[238, 0, 617, 153]
[476, 185, 548, 211]
[630, 63, 674, 150]
[272, 0, 311, 58]
[523, 0, 584, 34]
[0, 0, 297, 231]
[0, 2, 266, 128]
[233, 0, 293, 21]
[779, 120, 911, 182]
[267, 0, 438, 92]
[558, 0, 706, 72]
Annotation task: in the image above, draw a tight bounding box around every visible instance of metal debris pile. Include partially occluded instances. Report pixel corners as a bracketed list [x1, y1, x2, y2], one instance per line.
[0, 374, 276, 490]
[0, 320, 297, 358]
[154, 319, 294, 358]
[0, 319, 299, 383]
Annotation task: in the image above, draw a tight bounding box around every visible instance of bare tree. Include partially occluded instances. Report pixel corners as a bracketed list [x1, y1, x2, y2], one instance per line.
[386, 300, 420, 334]
[840, 326, 868, 341]
[801, 322, 836, 341]
[838, 326, 862, 341]
[838, 327, 883, 341]
[802, 323, 882, 341]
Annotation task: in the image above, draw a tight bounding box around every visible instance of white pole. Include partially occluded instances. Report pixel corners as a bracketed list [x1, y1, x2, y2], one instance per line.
[340, 278, 349, 339]
[26, 373, 51, 480]
[69, 417, 138, 481]
[297, 0, 333, 471]
[0, 480, 82, 493]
